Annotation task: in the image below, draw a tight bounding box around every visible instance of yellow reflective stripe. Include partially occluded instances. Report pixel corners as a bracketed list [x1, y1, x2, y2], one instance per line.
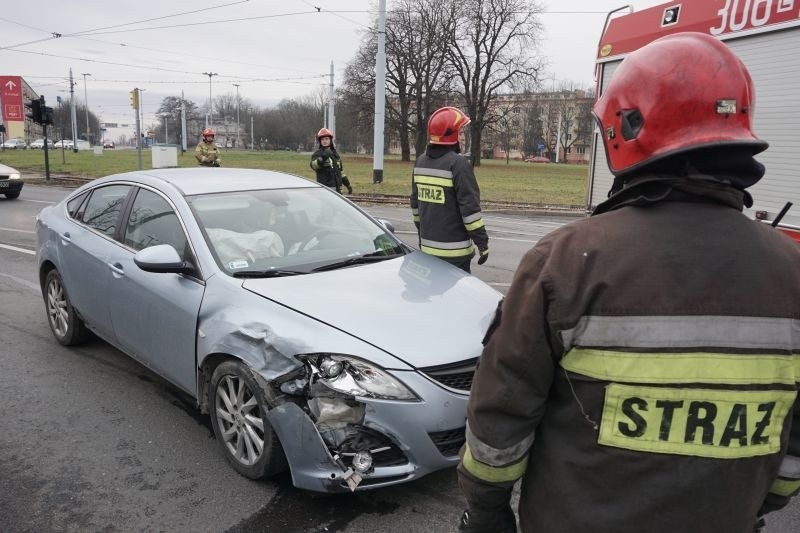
[414, 175, 454, 187]
[465, 219, 485, 231]
[562, 348, 798, 385]
[421, 244, 474, 257]
[462, 445, 528, 483]
[599, 384, 795, 459]
[412, 215, 420, 222]
[771, 477, 800, 497]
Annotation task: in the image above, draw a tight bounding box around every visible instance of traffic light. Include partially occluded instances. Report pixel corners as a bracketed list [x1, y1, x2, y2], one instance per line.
[42, 106, 54, 125]
[25, 98, 43, 124]
[130, 89, 139, 109]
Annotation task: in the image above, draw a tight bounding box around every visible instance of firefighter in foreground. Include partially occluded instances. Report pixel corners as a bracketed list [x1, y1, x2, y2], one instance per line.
[310, 128, 352, 194]
[195, 127, 221, 167]
[457, 32, 800, 533]
[410, 107, 488, 273]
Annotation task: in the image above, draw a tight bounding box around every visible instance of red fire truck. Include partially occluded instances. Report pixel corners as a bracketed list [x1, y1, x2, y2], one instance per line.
[586, 0, 800, 243]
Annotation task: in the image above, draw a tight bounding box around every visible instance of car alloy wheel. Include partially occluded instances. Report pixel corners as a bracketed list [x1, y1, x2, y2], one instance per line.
[208, 361, 287, 479]
[215, 373, 265, 466]
[43, 269, 91, 346]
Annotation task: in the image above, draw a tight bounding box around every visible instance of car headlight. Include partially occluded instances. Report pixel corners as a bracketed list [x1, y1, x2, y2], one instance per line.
[299, 354, 418, 401]
[9, 172, 20, 180]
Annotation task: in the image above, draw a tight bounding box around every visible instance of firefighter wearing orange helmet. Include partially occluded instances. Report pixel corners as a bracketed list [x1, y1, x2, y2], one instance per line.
[457, 33, 800, 533]
[195, 127, 221, 167]
[410, 106, 488, 273]
[310, 128, 352, 194]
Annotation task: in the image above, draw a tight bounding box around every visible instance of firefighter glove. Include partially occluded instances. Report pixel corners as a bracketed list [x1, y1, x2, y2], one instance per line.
[212, 160, 220, 167]
[458, 505, 516, 533]
[322, 148, 333, 158]
[316, 156, 325, 167]
[477, 247, 489, 265]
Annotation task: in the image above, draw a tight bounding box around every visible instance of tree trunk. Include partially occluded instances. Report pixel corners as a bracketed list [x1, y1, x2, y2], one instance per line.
[470, 121, 482, 167]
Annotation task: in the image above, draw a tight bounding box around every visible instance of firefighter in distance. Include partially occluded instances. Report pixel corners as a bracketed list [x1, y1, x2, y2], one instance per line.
[457, 32, 800, 533]
[195, 127, 221, 167]
[310, 128, 352, 194]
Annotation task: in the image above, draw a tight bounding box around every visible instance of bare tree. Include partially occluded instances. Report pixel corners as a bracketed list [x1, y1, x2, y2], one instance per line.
[343, 0, 456, 161]
[488, 101, 521, 164]
[156, 96, 202, 145]
[447, 0, 544, 166]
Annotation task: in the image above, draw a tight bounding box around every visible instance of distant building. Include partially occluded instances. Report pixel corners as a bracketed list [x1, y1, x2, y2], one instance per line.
[0, 75, 43, 142]
[385, 89, 594, 164]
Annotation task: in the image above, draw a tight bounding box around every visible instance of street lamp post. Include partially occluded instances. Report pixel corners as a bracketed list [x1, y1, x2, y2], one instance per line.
[81, 73, 91, 144]
[233, 83, 240, 148]
[203, 72, 218, 128]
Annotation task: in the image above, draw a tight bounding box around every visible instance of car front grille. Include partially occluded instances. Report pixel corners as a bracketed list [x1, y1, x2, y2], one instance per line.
[428, 427, 466, 457]
[419, 357, 478, 392]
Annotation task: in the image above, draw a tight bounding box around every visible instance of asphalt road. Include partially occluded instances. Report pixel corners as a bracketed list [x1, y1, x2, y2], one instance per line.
[1, 184, 797, 532]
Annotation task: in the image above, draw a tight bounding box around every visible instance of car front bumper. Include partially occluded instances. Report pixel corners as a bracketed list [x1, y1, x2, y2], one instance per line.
[0, 180, 23, 194]
[266, 370, 468, 493]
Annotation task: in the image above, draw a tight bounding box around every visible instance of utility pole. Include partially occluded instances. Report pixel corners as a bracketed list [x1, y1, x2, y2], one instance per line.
[250, 116, 254, 151]
[131, 88, 142, 170]
[69, 69, 78, 153]
[328, 62, 335, 139]
[81, 73, 91, 144]
[180, 90, 187, 153]
[372, 0, 386, 184]
[203, 72, 218, 128]
[233, 83, 240, 148]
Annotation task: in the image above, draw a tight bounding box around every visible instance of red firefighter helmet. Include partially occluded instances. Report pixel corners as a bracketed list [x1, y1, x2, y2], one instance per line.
[593, 32, 767, 177]
[202, 127, 215, 141]
[316, 128, 333, 141]
[427, 107, 470, 145]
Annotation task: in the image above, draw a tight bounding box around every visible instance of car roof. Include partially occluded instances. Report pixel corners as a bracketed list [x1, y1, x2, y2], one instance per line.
[97, 167, 319, 196]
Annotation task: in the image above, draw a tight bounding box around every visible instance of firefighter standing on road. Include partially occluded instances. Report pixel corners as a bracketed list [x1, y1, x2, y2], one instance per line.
[310, 128, 352, 194]
[457, 32, 800, 533]
[195, 127, 221, 167]
[411, 107, 488, 273]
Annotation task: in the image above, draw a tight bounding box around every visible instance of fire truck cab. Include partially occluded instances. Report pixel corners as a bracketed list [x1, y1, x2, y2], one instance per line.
[587, 0, 800, 243]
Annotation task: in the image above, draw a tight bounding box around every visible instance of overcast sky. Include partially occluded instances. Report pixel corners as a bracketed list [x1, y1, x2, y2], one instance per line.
[1, 0, 665, 129]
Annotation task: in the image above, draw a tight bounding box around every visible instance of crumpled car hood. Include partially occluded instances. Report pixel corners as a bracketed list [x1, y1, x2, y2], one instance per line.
[242, 251, 501, 369]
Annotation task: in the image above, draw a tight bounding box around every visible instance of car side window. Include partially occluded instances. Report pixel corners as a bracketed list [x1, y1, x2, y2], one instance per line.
[66, 192, 89, 219]
[123, 188, 188, 256]
[81, 185, 131, 237]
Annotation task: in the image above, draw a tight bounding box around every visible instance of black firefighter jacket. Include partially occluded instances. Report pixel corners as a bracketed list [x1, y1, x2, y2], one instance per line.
[310, 147, 344, 191]
[410, 145, 488, 264]
[458, 176, 800, 533]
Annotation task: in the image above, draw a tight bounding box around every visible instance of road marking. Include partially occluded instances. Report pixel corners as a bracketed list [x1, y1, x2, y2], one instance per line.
[0, 272, 39, 292]
[19, 198, 56, 204]
[0, 243, 35, 255]
[0, 226, 35, 234]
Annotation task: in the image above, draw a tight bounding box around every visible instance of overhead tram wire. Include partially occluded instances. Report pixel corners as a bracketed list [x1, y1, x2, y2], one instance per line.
[0, 0, 250, 51]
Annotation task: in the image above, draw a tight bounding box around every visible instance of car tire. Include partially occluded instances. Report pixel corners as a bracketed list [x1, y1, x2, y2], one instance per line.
[43, 269, 91, 346]
[209, 360, 288, 479]
[4, 192, 20, 199]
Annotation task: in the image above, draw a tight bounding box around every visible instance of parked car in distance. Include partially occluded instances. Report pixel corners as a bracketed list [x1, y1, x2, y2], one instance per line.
[35, 168, 501, 493]
[0, 163, 23, 199]
[30, 138, 55, 149]
[1, 138, 27, 149]
[524, 156, 551, 163]
[103, 141, 115, 149]
[54, 140, 73, 149]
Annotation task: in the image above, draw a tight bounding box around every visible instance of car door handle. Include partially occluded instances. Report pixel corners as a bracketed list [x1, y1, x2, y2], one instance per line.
[60, 231, 71, 245]
[107, 262, 125, 277]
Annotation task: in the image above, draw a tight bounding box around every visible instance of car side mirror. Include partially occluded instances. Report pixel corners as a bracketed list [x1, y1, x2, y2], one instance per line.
[134, 244, 194, 274]
[377, 218, 395, 233]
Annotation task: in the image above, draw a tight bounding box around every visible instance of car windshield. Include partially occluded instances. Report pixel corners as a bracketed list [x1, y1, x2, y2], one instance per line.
[187, 187, 406, 276]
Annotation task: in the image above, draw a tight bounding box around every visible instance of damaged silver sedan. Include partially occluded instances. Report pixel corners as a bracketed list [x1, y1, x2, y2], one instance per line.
[35, 168, 501, 492]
